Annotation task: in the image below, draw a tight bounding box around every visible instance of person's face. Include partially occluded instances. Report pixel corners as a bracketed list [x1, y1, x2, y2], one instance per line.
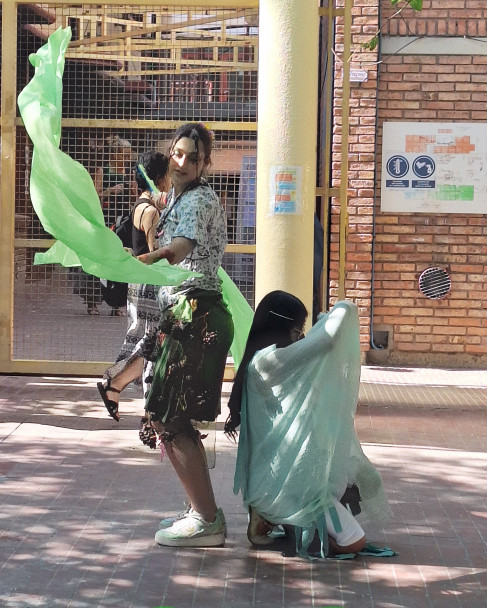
[169, 137, 206, 192]
[111, 147, 132, 172]
[289, 325, 305, 343]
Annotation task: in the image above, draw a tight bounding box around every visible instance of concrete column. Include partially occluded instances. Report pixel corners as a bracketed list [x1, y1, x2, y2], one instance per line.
[255, 0, 319, 318]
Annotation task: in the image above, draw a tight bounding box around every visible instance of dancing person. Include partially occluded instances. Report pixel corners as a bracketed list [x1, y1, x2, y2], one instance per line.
[97, 151, 170, 421]
[138, 123, 234, 547]
[224, 291, 391, 558]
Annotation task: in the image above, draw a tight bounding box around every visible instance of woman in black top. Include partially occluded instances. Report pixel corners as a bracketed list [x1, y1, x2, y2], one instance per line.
[97, 151, 169, 421]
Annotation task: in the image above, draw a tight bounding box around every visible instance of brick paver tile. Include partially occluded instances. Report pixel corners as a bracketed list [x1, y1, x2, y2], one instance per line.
[1, 372, 487, 607]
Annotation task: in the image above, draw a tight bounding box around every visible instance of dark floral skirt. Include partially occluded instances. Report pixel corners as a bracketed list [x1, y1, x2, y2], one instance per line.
[145, 290, 234, 439]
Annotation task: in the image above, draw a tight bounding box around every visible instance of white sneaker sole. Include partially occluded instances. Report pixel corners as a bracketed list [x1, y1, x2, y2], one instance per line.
[159, 521, 228, 536]
[155, 531, 225, 547]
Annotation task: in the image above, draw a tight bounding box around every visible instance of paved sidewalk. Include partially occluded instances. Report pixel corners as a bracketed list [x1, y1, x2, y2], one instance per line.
[1, 367, 487, 608]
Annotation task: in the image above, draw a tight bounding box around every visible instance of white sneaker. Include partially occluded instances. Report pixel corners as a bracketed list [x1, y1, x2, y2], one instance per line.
[159, 505, 227, 536]
[159, 504, 192, 529]
[155, 508, 226, 547]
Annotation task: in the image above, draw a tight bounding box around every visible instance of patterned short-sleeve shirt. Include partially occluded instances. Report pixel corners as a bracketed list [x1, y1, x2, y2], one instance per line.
[156, 180, 227, 310]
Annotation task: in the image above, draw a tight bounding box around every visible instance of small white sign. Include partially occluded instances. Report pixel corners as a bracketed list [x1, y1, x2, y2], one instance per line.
[350, 69, 368, 82]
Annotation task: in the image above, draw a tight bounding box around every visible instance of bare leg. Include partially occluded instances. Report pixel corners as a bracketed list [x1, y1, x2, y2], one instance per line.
[106, 356, 144, 401]
[164, 434, 217, 523]
[328, 534, 366, 556]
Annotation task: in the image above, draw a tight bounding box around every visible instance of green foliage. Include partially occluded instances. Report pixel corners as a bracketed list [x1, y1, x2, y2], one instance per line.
[390, 0, 423, 12]
[363, 36, 378, 51]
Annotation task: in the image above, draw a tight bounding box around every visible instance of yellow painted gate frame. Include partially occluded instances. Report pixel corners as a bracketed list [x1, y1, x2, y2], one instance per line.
[0, 0, 351, 375]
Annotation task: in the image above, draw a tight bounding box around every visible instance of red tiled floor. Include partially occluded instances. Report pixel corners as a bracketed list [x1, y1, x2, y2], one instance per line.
[1, 369, 487, 608]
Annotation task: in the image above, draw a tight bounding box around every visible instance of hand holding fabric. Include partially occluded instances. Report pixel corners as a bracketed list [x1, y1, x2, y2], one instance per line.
[138, 247, 175, 265]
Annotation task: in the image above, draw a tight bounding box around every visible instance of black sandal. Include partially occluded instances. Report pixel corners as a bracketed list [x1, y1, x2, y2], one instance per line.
[97, 380, 121, 422]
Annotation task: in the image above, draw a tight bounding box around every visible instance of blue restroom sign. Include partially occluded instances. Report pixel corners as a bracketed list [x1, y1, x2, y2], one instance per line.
[386, 155, 409, 178]
[412, 155, 435, 178]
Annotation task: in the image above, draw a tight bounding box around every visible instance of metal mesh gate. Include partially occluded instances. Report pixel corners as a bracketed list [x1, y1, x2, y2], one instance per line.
[3, 2, 258, 373]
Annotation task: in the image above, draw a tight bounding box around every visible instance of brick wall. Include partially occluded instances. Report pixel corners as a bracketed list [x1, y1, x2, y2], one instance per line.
[332, 0, 487, 367]
[382, 0, 487, 38]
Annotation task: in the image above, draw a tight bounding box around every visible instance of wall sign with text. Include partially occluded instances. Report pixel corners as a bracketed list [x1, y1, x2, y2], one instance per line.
[381, 122, 487, 214]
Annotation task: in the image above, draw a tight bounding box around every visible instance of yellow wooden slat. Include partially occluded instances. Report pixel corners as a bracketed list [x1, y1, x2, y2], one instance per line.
[107, 67, 255, 76]
[14, 239, 56, 249]
[14, 239, 255, 254]
[13, 0, 258, 7]
[225, 244, 255, 254]
[108, 37, 258, 48]
[66, 51, 257, 71]
[69, 8, 258, 48]
[339, 0, 352, 301]
[315, 187, 341, 198]
[319, 7, 345, 17]
[15, 117, 258, 131]
[1, 359, 236, 379]
[0, 0, 17, 368]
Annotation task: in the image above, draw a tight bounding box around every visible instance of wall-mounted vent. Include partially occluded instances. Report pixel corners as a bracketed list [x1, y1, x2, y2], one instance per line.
[418, 266, 451, 300]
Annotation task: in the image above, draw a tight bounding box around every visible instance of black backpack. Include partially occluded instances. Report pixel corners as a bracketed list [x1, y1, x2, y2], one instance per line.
[102, 204, 137, 308]
[111, 198, 150, 249]
[100, 278, 128, 308]
[102, 200, 151, 308]
[112, 213, 133, 248]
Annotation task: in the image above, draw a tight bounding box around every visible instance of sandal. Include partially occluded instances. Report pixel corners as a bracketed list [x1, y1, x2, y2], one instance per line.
[247, 506, 275, 546]
[97, 380, 121, 422]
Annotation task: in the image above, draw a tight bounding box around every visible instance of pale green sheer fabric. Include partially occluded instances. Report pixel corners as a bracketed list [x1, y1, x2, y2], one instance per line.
[17, 27, 194, 289]
[233, 301, 391, 555]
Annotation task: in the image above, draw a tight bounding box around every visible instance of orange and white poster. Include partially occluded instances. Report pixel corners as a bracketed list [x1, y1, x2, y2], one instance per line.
[269, 166, 303, 215]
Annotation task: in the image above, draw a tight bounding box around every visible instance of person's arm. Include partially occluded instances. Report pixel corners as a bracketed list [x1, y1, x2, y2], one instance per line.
[99, 182, 124, 202]
[93, 167, 104, 198]
[139, 188, 210, 264]
[255, 302, 357, 378]
[136, 205, 160, 252]
[95, 168, 126, 202]
[137, 237, 194, 265]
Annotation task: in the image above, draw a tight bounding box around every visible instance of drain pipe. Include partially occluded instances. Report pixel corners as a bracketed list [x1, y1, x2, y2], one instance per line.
[369, 4, 385, 352]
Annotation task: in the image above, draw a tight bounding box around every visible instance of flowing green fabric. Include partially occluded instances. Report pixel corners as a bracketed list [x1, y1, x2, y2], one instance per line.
[234, 301, 391, 556]
[17, 26, 193, 287]
[217, 267, 253, 369]
[17, 26, 253, 367]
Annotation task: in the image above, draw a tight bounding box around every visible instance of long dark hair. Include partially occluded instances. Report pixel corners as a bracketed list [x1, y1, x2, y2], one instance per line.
[225, 291, 308, 435]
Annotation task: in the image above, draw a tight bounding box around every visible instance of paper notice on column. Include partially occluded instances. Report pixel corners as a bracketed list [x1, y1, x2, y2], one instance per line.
[269, 166, 303, 215]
